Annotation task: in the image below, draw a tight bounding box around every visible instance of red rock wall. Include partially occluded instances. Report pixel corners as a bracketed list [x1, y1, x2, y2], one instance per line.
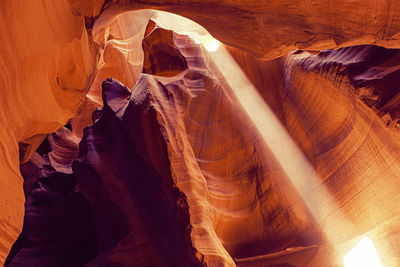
[3, 1, 400, 266]
[0, 0, 96, 262]
[90, 0, 400, 59]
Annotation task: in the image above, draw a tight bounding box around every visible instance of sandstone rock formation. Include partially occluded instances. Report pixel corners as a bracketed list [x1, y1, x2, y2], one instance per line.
[6, 129, 97, 267]
[283, 46, 400, 266]
[0, 0, 96, 262]
[5, 22, 319, 266]
[79, 0, 400, 59]
[2, 1, 400, 266]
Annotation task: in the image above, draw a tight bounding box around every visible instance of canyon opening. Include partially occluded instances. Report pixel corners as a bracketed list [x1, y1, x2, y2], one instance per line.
[1, 1, 400, 266]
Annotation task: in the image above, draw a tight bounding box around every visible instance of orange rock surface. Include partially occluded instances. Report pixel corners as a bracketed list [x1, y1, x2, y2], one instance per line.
[2, 1, 400, 266]
[0, 0, 96, 262]
[85, 0, 400, 59]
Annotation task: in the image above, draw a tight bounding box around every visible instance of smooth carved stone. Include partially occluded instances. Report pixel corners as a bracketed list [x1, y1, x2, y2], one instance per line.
[72, 77, 202, 266]
[0, 0, 96, 262]
[289, 45, 400, 125]
[280, 47, 400, 265]
[122, 24, 320, 265]
[4, 1, 400, 266]
[142, 20, 189, 76]
[88, 10, 155, 105]
[87, 0, 400, 59]
[6, 130, 97, 267]
[9, 22, 321, 266]
[223, 44, 400, 265]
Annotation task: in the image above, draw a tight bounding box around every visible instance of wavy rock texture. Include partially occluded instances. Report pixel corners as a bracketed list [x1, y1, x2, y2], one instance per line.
[287, 46, 400, 125]
[70, 10, 155, 139]
[281, 47, 400, 265]
[7, 80, 202, 267]
[138, 25, 321, 266]
[3, 1, 400, 266]
[6, 23, 323, 266]
[0, 0, 96, 262]
[82, 0, 400, 59]
[6, 129, 98, 267]
[74, 77, 202, 266]
[229, 44, 400, 265]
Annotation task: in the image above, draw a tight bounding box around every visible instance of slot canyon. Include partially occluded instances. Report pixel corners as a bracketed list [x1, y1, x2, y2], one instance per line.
[2, 1, 400, 266]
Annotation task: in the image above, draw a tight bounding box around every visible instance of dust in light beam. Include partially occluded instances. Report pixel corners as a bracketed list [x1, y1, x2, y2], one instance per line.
[151, 10, 386, 266]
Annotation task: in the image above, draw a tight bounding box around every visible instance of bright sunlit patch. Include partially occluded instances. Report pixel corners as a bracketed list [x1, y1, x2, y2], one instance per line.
[344, 237, 383, 267]
[201, 34, 220, 51]
[189, 34, 220, 51]
[151, 11, 220, 51]
[192, 37, 201, 44]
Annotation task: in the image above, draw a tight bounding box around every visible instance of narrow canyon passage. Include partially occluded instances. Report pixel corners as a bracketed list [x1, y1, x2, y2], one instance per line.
[2, 1, 400, 266]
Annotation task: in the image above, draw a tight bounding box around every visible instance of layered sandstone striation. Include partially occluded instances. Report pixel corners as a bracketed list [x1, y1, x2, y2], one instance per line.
[6, 129, 97, 267]
[282, 47, 400, 265]
[77, 0, 400, 59]
[2, 1, 400, 266]
[6, 21, 322, 266]
[0, 0, 96, 262]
